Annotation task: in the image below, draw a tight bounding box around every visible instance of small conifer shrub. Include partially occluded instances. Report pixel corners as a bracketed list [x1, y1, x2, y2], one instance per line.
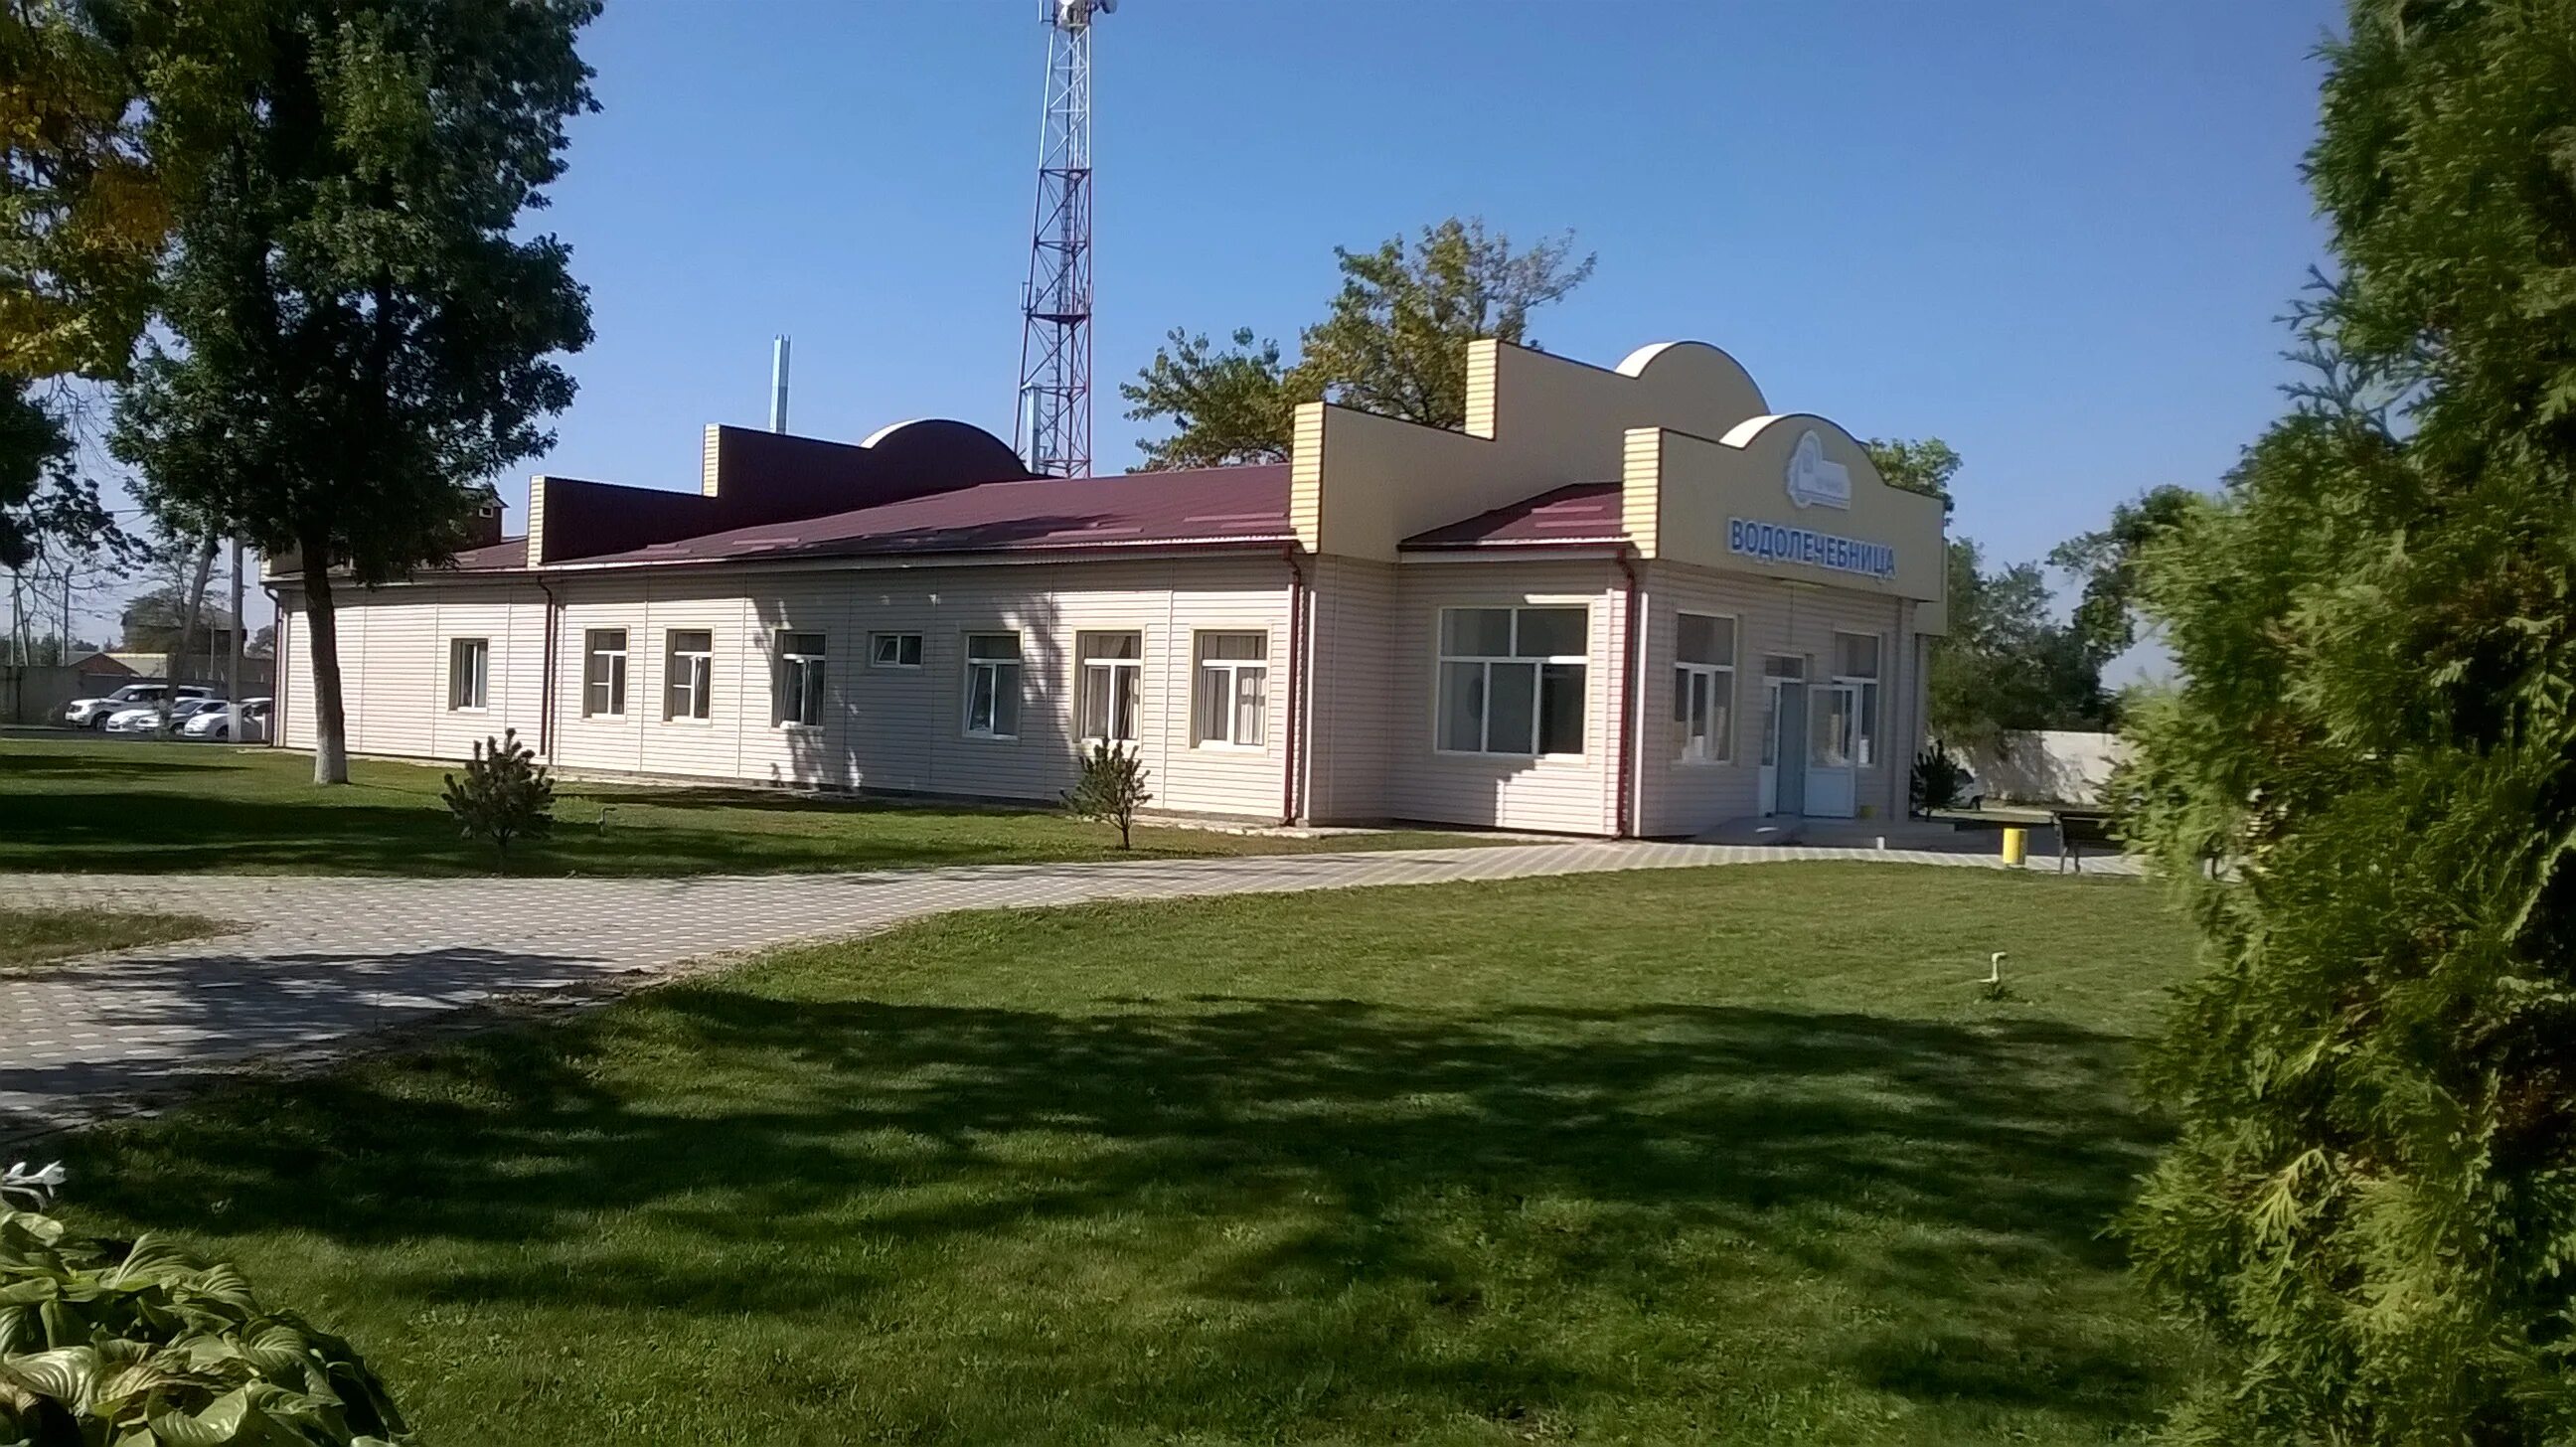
[1063, 740, 1152, 849]
[439, 728, 556, 874]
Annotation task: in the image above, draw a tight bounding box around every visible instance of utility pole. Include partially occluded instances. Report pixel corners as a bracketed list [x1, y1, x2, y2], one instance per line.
[228, 539, 244, 741]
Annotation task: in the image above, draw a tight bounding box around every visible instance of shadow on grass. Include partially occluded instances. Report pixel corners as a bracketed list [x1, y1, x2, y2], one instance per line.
[0, 946, 627, 1133]
[0, 750, 241, 780]
[0, 790, 1100, 876]
[75, 991, 2176, 1427]
[570, 785, 1056, 819]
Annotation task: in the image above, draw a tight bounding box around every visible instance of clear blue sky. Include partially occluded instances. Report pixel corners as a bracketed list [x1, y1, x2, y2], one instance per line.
[76, 0, 2348, 640]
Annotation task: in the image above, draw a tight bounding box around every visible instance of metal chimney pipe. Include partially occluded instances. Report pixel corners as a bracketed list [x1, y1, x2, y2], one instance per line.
[769, 335, 791, 433]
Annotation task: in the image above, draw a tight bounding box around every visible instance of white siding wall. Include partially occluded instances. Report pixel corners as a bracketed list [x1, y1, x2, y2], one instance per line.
[1634, 561, 1915, 837]
[279, 602, 307, 748]
[1302, 555, 1398, 824]
[1380, 557, 1627, 836]
[277, 583, 549, 760]
[296, 558, 1294, 821]
[274, 555, 1921, 839]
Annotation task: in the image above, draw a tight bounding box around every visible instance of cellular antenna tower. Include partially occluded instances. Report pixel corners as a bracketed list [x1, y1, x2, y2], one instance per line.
[1015, 0, 1111, 478]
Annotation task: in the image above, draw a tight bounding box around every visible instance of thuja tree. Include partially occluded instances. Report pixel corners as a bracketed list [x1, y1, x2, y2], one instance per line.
[2116, 2, 2576, 1439]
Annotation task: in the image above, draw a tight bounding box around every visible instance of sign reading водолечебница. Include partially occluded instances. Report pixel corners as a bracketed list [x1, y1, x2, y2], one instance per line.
[1723, 427, 1898, 580]
[1726, 519, 1898, 579]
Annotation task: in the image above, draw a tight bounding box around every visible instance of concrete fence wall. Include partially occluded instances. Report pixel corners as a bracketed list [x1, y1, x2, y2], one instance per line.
[1, 660, 279, 726]
[1960, 728, 2128, 805]
[1, 666, 123, 725]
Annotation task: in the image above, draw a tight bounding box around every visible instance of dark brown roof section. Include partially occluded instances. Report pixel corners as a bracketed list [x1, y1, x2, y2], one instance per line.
[1400, 481, 1628, 550]
[568, 464, 1293, 567]
[536, 419, 1040, 565]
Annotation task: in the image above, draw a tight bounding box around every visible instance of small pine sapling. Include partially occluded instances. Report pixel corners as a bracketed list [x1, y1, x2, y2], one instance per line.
[1064, 739, 1153, 849]
[440, 727, 557, 873]
[1911, 747, 1968, 813]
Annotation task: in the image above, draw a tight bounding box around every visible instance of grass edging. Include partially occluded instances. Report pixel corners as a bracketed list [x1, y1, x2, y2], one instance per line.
[0, 907, 237, 972]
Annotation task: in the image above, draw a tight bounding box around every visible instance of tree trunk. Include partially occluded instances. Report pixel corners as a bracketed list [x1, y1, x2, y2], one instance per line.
[167, 532, 217, 727]
[300, 532, 350, 785]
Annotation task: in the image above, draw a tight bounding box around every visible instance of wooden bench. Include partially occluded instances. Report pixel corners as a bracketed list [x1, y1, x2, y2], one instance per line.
[2052, 808, 2119, 874]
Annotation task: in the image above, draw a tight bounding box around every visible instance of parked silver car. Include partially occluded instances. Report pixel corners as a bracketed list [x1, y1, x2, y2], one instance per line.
[62, 683, 212, 729]
[103, 696, 225, 734]
[179, 697, 271, 742]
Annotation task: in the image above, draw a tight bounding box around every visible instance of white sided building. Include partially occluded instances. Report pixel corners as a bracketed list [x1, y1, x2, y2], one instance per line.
[270, 338, 1948, 838]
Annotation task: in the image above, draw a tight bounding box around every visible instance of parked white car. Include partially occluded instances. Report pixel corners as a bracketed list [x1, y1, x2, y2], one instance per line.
[103, 696, 225, 734]
[63, 683, 211, 729]
[179, 697, 271, 742]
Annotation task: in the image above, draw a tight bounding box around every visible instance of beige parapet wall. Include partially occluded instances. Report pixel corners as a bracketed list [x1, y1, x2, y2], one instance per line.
[1291, 338, 1947, 633]
[1628, 416, 1948, 616]
[1291, 339, 1771, 562]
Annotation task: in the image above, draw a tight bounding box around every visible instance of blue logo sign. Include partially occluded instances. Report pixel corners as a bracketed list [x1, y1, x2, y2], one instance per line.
[1728, 518, 1897, 580]
[1784, 429, 1852, 510]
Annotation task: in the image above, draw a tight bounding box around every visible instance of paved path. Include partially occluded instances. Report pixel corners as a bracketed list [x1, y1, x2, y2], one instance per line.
[0, 840, 2140, 1139]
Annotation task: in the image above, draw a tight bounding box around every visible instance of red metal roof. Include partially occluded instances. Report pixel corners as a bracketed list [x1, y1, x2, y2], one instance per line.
[1400, 481, 1627, 550]
[400, 468, 1623, 578]
[562, 464, 1294, 567]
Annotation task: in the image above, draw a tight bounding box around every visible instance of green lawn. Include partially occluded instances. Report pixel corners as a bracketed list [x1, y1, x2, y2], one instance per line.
[0, 734, 1475, 876]
[0, 906, 230, 970]
[69, 865, 2205, 1445]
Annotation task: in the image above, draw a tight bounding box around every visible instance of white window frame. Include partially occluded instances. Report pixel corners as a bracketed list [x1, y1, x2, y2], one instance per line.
[582, 628, 627, 719]
[1832, 629, 1882, 768]
[1674, 611, 1736, 764]
[962, 631, 1023, 740]
[774, 629, 827, 728]
[663, 628, 714, 724]
[1192, 631, 1270, 750]
[447, 637, 489, 713]
[870, 631, 923, 670]
[1075, 629, 1145, 743]
[1433, 603, 1591, 759]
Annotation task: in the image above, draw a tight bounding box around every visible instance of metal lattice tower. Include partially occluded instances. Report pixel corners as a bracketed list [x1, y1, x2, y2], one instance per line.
[1015, 0, 1107, 478]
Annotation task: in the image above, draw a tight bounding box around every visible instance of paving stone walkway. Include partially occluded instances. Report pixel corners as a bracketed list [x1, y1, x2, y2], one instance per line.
[0, 839, 2140, 1139]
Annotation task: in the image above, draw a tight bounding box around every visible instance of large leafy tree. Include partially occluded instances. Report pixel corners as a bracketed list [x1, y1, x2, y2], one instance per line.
[1122, 217, 1594, 468]
[0, 0, 182, 568]
[1859, 435, 1961, 512]
[0, 0, 181, 384]
[1121, 327, 1301, 468]
[2047, 482, 2197, 665]
[2116, 2, 2576, 1439]
[111, 0, 597, 784]
[1925, 537, 2109, 750]
[1856, 437, 2108, 746]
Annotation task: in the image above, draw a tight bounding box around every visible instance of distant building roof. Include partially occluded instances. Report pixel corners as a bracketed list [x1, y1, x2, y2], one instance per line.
[1400, 481, 1628, 550]
[447, 538, 530, 571]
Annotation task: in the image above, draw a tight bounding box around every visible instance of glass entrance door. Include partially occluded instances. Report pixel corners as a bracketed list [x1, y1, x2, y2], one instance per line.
[1758, 656, 1807, 815]
[1805, 683, 1860, 818]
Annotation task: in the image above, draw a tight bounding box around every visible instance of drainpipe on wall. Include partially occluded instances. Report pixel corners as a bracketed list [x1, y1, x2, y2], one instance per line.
[259, 581, 283, 747]
[1280, 547, 1310, 826]
[1892, 595, 1910, 822]
[1614, 547, 1644, 839]
[537, 576, 561, 759]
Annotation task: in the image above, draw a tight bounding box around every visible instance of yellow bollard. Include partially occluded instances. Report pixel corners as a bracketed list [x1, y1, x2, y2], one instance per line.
[2002, 826, 2028, 867]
